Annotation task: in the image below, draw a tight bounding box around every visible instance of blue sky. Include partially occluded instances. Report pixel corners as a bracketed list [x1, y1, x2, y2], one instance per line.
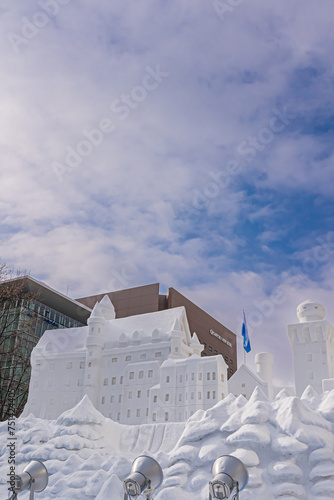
[1, 0, 334, 386]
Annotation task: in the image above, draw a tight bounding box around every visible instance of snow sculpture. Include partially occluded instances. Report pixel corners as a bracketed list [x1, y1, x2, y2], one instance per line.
[254, 353, 274, 399]
[288, 300, 334, 396]
[84, 302, 107, 408]
[228, 352, 278, 400]
[24, 297, 228, 423]
[4, 387, 334, 500]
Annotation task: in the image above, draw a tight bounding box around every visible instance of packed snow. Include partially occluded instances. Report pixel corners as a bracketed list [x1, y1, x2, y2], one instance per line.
[1, 386, 334, 500]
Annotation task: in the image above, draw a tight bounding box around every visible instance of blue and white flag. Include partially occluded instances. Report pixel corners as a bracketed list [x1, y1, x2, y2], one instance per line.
[241, 311, 251, 353]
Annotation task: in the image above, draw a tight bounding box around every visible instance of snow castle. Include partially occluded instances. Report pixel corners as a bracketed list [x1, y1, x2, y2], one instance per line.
[24, 296, 334, 424]
[24, 296, 228, 422]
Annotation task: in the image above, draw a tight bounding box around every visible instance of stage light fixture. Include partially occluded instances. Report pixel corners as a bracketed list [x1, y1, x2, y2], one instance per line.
[8, 460, 48, 500]
[209, 455, 248, 500]
[123, 455, 163, 500]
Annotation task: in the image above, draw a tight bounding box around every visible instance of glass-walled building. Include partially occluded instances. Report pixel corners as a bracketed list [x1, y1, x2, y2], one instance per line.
[28, 299, 84, 339]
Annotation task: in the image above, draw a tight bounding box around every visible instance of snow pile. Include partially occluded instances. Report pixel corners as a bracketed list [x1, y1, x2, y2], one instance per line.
[1, 388, 334, 500]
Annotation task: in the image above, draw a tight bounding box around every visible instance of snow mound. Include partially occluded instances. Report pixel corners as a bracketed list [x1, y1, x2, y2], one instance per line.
[1, 388, 334, 500]
[57, 395, 106, 425]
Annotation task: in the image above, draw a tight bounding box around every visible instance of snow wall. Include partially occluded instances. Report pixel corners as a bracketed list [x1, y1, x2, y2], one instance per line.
[1, 386, 334, 500]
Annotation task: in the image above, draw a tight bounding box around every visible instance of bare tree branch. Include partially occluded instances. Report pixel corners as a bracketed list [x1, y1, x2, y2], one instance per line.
[0, 265, 40, 421]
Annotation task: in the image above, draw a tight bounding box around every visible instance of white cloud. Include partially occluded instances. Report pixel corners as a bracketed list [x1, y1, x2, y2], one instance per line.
[0, 0, 333, 388]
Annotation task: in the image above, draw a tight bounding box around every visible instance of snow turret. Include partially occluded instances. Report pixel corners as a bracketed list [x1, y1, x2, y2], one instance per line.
[297, 300, 325, 323]
[288, 299, 334, 397]
[87, 302, 106, 343]
[190, 332, 204, 356]
[170, 317, 188, 359]
[255, 352, 274, 399]
[84, 301, 107, 407]
[170, 328, 184, 359]
[99, 294, 116, 320]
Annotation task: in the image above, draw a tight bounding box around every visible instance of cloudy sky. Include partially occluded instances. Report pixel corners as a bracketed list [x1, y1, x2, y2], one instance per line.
[1, 1, 334, 386]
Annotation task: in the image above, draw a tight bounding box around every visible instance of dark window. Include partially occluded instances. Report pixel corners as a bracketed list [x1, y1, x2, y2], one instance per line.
[230, 369, 233, 374]
[214, 350, 218, 354]
[209, 346, 212, 352]
[230, 359, 233, 364]
[224, 356, 228, 361]
[203, 342, 207, 348]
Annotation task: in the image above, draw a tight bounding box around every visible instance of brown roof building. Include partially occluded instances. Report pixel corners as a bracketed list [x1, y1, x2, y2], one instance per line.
[76, 283, 237, 378]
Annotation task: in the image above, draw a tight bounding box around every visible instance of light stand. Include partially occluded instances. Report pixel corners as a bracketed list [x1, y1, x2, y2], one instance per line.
[123, 456, 163, 500]
[8, 461, 48, 500]
[209, 456, 248, 500]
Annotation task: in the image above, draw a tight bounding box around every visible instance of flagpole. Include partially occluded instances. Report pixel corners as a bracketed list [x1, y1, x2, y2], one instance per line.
[243, 309, 246, 366]
[241, 309, 251, 365]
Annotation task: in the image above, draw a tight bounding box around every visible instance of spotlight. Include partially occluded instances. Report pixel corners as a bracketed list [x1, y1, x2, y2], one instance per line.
[123, 455, 163, 500]
[209, 455, 248, 500]
[9, 460, 48, 500]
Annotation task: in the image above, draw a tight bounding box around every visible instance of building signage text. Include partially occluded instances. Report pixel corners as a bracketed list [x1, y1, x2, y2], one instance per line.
[210, 329, 232, 348]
